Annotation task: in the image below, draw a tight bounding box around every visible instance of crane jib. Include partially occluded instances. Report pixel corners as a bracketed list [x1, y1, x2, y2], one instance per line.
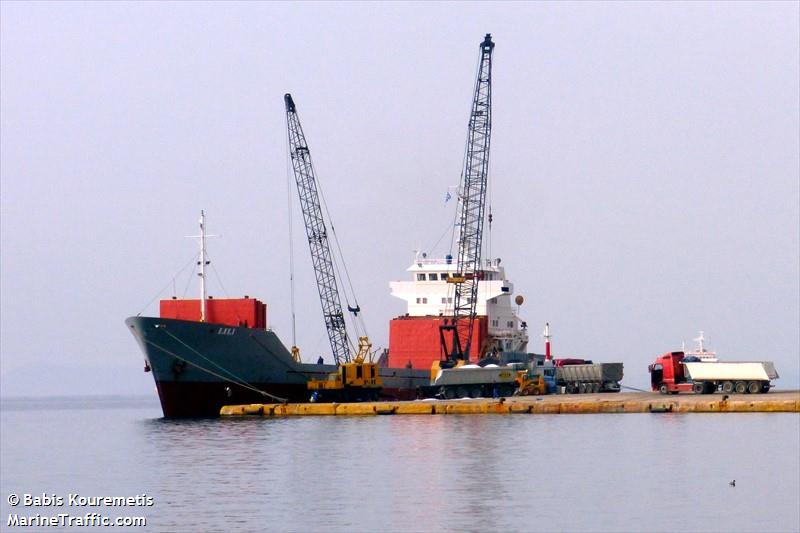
[285, 93, 352, 365]
[441, 33, 494, 363]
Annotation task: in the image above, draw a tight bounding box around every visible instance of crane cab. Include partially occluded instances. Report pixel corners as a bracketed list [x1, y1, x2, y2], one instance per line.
[307, 337, 383, 402]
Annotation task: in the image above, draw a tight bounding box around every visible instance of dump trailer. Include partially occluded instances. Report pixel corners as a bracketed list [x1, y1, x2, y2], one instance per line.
[420, 364, 518, 399]
[649, 352, 779, 394]
[555, 360, 623, 393]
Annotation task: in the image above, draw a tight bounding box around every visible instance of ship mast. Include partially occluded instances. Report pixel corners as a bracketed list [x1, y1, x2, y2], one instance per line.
[187, 210, 216, 322]
[198, 211, 208, 322]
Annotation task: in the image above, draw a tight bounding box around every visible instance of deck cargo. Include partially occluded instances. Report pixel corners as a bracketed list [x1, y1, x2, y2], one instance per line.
[388, 316, 487, 369]
[160, 297, 266, 329]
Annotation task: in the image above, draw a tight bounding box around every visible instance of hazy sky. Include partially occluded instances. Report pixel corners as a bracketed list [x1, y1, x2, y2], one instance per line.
[1, 1, 798, 396]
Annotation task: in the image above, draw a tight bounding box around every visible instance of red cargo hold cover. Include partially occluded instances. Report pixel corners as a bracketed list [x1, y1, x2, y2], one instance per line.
[387, 316, 487, 369]
[159, 297, 266, 329]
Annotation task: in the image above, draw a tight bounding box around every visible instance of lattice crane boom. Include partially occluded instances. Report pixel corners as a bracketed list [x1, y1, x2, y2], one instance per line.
[441, 33, 495, 362]
[284, 93, 351, 365]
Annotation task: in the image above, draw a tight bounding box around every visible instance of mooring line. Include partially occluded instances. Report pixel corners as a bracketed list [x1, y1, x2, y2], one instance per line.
[143, 335, 287, 403]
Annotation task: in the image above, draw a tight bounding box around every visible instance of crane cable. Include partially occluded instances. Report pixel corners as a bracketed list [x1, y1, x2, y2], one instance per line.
[444, 49, 488, 317]
[146, 331, 287, 402]
[314, 161, 369, 345]
[286, 126, 298, 350]
[135, 252, 199, 317]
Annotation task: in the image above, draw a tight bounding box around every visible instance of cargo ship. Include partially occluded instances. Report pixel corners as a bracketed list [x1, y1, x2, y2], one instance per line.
[127, 34, 538, 416]
[126, 227, 532, 418]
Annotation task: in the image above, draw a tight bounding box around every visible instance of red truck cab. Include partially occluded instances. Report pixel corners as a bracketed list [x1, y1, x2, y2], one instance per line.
[649, 352, 695, 394]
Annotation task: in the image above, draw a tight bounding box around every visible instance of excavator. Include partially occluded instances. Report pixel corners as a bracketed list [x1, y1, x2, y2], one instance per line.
[284, 93, 381, 402]
[307, 337, 382, 402]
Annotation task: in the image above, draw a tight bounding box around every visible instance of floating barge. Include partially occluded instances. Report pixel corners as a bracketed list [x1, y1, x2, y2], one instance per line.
[220, 390, 800, 417]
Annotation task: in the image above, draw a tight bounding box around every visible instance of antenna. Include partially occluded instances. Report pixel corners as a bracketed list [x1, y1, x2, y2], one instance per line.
[694, 331, 706, 353]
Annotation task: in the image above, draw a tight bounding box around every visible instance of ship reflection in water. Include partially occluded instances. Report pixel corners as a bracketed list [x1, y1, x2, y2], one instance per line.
[3, 397, 796, 532]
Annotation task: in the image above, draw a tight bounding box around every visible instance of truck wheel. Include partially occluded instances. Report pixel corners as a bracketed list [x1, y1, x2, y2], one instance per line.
[734, 381, 747, 394]
[659, 384, 669, 395]
[692, 382, 705, 394]
[704, 382, 716, 394]
[747, 381, 761, 394]
[577, 383, 586, 394]
[761, 383, 770, 393]
[444, 388, 456, 400]
[722, 381, 734, 394]
[469, 386, 481, 398]
[456, 386, 469, 399]
[593, 383, 601, 393]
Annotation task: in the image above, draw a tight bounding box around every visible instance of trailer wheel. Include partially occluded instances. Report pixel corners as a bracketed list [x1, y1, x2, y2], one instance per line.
[734, 381, 747, 394]
[444, 387, 456, 400]
[592, 383, 601, 393]
[577, 383, 585, 394]
[692, 382, 705, 394]
[704, 382, 716, 394]
[456, 386, 469, 399]
[469, 387, 481, 398]
[747, 381, 761, 394]
[659, 384, 669, 395]
[722, 381, 734, 394]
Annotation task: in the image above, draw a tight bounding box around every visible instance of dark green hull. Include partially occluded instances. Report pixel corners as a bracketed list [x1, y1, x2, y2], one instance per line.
[125, 316, 429, 417]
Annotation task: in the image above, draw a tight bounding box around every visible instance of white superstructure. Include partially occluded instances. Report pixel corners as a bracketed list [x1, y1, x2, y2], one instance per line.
[389, 253, 528, 353]
[684, 331, 719, 362]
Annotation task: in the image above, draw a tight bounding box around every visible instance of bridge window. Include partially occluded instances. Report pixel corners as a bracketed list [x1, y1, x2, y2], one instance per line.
[417, 273, 426, 281]
[428, 273, 438, 281]
[440, 273, 449, 280]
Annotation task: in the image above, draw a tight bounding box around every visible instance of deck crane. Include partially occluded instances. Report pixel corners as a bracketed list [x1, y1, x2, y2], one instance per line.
[440, 33, 495, 364]
[284, 93, 354, 366]
[284, 93, 382, 401]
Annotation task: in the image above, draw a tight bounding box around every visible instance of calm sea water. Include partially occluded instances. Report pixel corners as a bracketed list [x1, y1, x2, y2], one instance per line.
[1, 396, 798, 533]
